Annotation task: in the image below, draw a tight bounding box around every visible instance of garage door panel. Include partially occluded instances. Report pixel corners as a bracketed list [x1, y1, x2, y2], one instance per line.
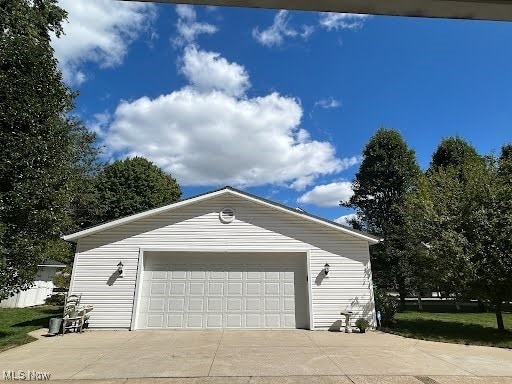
[147, 314, 164, 327]
[169, 298, 185, 311]
[190, 271, 206, 279]
[264, 282, 279, 295]
[246, 282, 261, 295]
[264, 297, 280, 311]
[168, 314, 183, 327]
[207, 314, 222, 327]
[246, 271, 261, 279]
[265, 314, 280, 327]
[265, 271, 279, 280]
[189, 282, 205, 295]
[226, 314, 242, 327]
[225, 297, 240, 310]
[228, 271, 243, 279]
[148, 298, 165, 311]
[208, 282, 224, 295]
[227, 282, 242, 295]
[150, 282, 166, 295]
[207, 297, 222, 311]
[245, 298, 261, 311]
[284, 314, 296, 327]
[284, 282, 294, 295]
[170, 282, 185, 295]
[284, 297, 295, 310]
[138, 252, 308, 329]
[152, 270, 167, 279]
[171, 270, 186, 279]
[187, 314, 203, 327]
[188, 298, 204, 311]
[209, 271, 224, 279]
[246, 313, 260, 327]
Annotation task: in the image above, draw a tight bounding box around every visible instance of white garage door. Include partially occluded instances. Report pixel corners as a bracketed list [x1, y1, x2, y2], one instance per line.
[137, 252, 309, 329]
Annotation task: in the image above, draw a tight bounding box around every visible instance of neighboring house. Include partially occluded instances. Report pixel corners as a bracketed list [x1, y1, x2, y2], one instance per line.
[0, 260, 65, 308]
[63, 187, 380, 330]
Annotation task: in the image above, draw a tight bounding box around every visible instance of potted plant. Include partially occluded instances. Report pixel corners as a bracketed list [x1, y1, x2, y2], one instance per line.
[355, 318, 370, 333]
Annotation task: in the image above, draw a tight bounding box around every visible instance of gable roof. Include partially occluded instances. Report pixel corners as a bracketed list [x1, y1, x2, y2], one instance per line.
[62, 186, 381, 244]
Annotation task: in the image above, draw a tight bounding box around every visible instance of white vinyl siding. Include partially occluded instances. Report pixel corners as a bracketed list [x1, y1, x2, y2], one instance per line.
[71, 194, 375, 329]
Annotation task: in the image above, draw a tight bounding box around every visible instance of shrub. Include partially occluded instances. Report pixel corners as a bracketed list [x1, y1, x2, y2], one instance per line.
[45, 293, 65, 306]
[374, 287, 399, 327]
[53, 267, 71, 289]
[355, 318, 370, 333]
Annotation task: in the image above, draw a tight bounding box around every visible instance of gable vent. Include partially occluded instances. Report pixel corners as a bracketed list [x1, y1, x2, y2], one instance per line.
[219, 207, 235, 223]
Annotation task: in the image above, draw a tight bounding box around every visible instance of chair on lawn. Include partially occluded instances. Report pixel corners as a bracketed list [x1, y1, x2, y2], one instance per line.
[64, 293, 81, 307]
[62, 302, 85, 335]
[61, 293, 93, 335]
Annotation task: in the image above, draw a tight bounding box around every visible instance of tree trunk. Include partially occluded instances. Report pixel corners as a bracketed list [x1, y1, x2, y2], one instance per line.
[398, 286, 406, 311]
[477, 299, 486, 313]
[496, 302, 505, 332]
[417, 294, 423, 311]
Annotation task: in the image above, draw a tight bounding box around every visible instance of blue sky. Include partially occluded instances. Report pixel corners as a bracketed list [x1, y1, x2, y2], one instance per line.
[51, 1, 512, 224]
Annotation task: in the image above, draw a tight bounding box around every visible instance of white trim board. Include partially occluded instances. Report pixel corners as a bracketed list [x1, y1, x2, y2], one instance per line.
[130, 248, 144, 331]
[306, 250, 314, 330]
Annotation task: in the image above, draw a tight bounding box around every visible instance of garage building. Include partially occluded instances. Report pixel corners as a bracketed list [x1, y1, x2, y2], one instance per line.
[63, 186, 379, 330]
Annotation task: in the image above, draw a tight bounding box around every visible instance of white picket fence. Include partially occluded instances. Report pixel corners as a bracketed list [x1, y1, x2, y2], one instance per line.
[0, 265, 63, 308]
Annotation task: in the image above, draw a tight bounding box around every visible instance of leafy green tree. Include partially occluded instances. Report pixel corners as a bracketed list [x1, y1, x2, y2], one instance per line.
[467, 148, 512, 331]
[419, 137, 483, 309]
[0, 0, 98, 299]
[407, 144, 512, 330]
[403, 222, 436, 311]
[405, 168, 476, 308]
[500, 144, 512, 164]
[343, 128, 420, 307]
[91, 157, 182, 224]
[429, 135, 482, 172]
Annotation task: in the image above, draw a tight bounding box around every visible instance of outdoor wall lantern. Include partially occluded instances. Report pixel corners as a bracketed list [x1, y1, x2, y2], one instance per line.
[324, 263, 330, 276]
[117, 261, 124, 277]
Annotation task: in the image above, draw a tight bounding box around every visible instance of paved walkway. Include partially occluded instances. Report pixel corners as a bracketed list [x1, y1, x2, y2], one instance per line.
[6, 378, 512, 384]
[0, 329, 511, 382]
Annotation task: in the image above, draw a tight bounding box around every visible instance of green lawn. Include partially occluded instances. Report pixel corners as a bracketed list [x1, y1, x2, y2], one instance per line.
[0, 305, 62, 352]
[383, 311, 512, 348]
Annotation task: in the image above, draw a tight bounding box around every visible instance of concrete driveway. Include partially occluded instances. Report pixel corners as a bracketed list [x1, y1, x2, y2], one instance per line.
[0, 329, 511, 383]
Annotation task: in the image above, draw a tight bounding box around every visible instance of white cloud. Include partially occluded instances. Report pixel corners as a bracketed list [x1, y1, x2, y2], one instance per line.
[99, 45, 357, 189]
[297, 181, 355, 207]
[315, 97, 342, 109]
[174, 4, 217, 46]
[252, 11, 314, 47]
[89, 8, 357, 190]
[176, 4, 196, 20]
[104, 89, 349, 189]
[181, 46, 250, 97]
[319, 13, 369, 30]
[51, 0, 155, 86]
[340, 157, 360, 169]
[86, 112, 111, 138]
[335, 213, 358, 227]
[253, 11, 370, 49]
[289, 176, 316, 191]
